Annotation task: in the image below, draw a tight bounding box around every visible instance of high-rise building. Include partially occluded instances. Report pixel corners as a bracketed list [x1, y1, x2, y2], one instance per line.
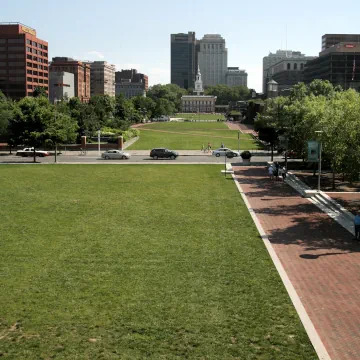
[198, 34, 228, 87]
[304, 42, 360, 90]
[115, 69, 148, 91]
[263, 50, 307, 93]
[226, 67, 248, 87]
[170, 32, 197, 89]
[49, 71, 74, 103]
[90, 61, 115, 97]
[322, 34, 360, 51]
[0, 22, 49, 100]
[49, 57, 91, 102]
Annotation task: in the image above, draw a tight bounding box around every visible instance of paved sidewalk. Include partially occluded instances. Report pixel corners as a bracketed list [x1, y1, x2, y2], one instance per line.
[234, 166, 360, 360]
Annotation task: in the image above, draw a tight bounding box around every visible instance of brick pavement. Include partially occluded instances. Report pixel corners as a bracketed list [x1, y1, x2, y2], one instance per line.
[234, 166, 360, 360]
[326, 193, 360, 214]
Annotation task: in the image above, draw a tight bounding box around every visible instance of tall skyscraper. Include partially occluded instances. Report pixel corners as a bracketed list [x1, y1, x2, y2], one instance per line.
[170, 32, 196, 89]
[0, 23, 49, 100]
[50, 57, 91, 102]
[197, 34, 228, 87]
[90, 61, 115, 97]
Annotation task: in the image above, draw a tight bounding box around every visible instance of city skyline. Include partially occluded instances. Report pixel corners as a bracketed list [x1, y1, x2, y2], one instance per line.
[1, 0, 360, 91]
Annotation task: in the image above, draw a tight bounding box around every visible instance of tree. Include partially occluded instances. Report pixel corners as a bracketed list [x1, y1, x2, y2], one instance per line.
[89, 95, 115, 127]
[132, 96, 156, 120]
[33, 86, 48, 98]
[147, 84, 186, 112]
[8, 97, 52, 162]
[205, 85, 250, 105]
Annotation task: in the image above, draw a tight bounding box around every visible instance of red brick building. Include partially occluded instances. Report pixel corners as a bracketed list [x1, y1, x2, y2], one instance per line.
[50, 57, 91, 102]
[0, 22, 49, 100]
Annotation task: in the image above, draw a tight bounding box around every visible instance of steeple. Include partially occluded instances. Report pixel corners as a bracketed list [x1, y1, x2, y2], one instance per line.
[194, 65, 203, 95]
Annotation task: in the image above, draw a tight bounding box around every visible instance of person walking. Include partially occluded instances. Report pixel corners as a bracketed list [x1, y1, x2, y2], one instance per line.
[201, 144, 205, 152]
[268, 165, 274, 180]
[354, 211, 360, 241]
[278, 166, 283, 181]
[221, 142, 225, 148]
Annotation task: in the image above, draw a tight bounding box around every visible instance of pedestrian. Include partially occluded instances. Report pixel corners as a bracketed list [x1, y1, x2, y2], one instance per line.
[221, 142, 225, 148]
[201, 144, 204, 152]
[268, 165, 274, 180]
[282, 167, 287, 180]
[354, 211, 360, 241]
[278, 166, 283, 181]
[274, 162, 280, 181]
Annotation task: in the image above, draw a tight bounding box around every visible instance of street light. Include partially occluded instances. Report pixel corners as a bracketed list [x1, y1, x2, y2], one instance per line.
[315, 130, 323, 191]
[54, 98, 58, 163]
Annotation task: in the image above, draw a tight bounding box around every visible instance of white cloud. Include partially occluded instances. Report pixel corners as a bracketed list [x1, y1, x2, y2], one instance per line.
[86, 51, 105, 59]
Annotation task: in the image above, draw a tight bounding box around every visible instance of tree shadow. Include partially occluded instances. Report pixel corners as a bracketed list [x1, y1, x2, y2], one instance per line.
[300, 252, 351, 259]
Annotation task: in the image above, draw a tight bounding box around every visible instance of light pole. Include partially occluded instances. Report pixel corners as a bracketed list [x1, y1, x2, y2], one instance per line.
[315, 131, 323, 191]
[238, 131, 240, 153]
[54, 98, 58, 163]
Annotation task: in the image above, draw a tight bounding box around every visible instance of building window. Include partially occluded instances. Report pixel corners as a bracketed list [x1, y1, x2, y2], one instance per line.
[294, 63, 298, 70]
[300, 63, 304, 70]
[8, 38, 23, 44]
[26, 39, 31, 45]
[27, 77, 32, 82]
[287, 63, 291, 70]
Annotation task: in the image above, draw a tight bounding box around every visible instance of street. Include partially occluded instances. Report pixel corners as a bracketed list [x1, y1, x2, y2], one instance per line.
[0, 153, 283, 164]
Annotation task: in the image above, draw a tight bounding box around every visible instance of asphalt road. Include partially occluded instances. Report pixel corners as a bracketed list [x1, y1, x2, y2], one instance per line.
[0, 154, 283, 164]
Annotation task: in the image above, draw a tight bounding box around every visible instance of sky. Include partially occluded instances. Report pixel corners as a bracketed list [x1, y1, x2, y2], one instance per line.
[2, 0, 360, 91]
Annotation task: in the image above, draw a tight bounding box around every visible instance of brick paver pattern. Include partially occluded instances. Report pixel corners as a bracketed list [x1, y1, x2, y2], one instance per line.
[234, 166, 360, 360]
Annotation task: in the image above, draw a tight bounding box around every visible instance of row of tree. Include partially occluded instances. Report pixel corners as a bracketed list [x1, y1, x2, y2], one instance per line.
[255, 80, 360, 186]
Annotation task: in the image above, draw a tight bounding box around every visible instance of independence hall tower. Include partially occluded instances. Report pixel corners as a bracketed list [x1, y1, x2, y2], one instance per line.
[0, 23, 48, 100]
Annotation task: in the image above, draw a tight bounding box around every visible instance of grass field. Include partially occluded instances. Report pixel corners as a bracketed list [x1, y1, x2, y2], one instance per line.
[128, 122, 261, 150]
[0, 166, 316, 359]
[174, 113, 226, 120]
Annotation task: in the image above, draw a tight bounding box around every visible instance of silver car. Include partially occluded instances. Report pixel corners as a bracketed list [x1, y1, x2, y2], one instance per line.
[101, 150, 130, 160]
[212, 148, 240, 157]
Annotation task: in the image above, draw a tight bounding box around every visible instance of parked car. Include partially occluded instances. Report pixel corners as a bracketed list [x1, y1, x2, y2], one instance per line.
[150, 148, 179, 160]
[101, 150, 130, 160]
[152, 115, 170, 122]
[212, 148, 240, 158]
[16, 147, 50, 157]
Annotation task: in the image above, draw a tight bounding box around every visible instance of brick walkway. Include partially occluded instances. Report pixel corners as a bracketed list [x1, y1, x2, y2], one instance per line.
[326, 193, 360, 214]
[234, 166, 360, 360]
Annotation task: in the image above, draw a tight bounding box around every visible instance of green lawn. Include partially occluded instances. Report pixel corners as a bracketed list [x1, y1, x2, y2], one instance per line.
[128, 122, 261, 150]
[0, 166, 316, 359]
[174, 113, 226, 120]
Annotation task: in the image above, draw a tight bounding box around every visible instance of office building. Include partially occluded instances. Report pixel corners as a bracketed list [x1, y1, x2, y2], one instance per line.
[115, 79, 146, 98]
[0, 22, 49, 100]
[263, 50, 306, 93]
[90, 61, 115, 97]
[50, 57, 91, 102]
[198, 34, 228, 87]
[304, 42, 360, 90]
[268, 56, 316, 94]
[115, 69, 148, 91]
[322, 34, 360, 51]
[226, 67, 248, 87]
[49, 71, 74, 103]
[170, 32, 197, 89]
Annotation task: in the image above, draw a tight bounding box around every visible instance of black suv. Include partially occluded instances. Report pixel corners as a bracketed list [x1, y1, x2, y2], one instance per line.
[150, 148, 179, 160]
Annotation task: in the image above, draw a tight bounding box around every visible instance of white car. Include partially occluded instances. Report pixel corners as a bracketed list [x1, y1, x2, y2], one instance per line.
[101, 150, 130, 160]
[212, 148, 240, 158]
[16, 147, 50, 157]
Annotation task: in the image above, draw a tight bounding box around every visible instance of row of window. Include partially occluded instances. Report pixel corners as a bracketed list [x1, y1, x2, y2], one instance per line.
[26, 39, 47, 50]
[286, 63, 305, 70]
[183, 100, 214, 105]
[0, 38, 24, 44]
[26, 46, 48, 57]
[26, 54, 48, 63]
[27, 84, 48, 90]
[26, 62, 48, 70]
[54, 84, 71, 87]
[27, 77, 48, 84]
[202, 44, 223, 50]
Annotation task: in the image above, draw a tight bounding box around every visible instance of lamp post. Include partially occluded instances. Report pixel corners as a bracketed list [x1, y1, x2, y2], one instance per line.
[54, 98, 58, 164]
[315, 131, 323, 191]
[98, 129, 101, 157]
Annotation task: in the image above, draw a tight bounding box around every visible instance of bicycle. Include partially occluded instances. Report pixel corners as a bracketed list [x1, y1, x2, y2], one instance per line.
[79, 148, 87, 155]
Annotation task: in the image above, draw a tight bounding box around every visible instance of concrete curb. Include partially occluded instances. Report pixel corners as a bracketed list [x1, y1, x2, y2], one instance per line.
[231, 172, 331, 360]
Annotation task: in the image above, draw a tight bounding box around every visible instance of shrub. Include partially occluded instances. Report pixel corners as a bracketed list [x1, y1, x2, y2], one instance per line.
[240, 151, 252, 160]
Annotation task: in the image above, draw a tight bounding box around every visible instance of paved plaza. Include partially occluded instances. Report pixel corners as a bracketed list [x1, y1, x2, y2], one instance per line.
[234, 166, 360, 360]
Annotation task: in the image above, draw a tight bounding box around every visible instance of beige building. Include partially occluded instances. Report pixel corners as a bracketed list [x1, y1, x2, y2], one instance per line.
[181, 95, 217, 113]
[90, 61, 115, 96]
